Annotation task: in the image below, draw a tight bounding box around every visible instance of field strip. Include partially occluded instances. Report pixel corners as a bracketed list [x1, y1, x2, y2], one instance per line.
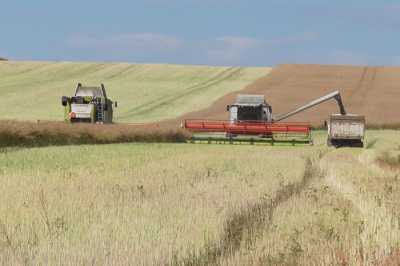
[118, 67, 239, 116]
[107, 64, 142, 80]
[320, 152, 400, 262]
[175, 157, 320, 265]
[0, 63, 110, 89]
[118, 67, 242, 118]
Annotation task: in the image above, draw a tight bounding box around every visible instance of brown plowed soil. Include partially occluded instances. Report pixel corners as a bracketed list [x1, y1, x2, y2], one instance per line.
[170, 64, 400, 127]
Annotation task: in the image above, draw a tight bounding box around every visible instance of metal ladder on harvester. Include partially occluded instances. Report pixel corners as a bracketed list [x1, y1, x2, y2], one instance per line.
[95, 99, 105, 123]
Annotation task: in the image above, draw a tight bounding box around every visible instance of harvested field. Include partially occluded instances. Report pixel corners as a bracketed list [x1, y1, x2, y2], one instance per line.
[178, 64, 400, 127]
[0, 61, 270, 123]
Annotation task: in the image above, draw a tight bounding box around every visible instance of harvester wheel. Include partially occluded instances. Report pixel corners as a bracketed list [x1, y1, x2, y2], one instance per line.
[61, 96, 69, 106]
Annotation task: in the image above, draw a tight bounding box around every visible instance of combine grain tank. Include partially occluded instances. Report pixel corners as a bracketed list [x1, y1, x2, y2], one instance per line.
[61, 83, 117, 123]
[327, 114, 365, 147]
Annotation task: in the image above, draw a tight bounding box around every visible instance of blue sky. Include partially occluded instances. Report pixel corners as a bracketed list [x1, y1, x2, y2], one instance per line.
[1, 0, 400, 66]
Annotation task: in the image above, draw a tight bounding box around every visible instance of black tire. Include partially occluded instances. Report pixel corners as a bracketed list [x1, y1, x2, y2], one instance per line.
[61, 96, 69, 106]
[353, 141, 363, 148]
[331, 139, 363, 148]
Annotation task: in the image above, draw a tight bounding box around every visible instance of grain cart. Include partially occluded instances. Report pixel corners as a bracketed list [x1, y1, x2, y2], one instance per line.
[326, 114, 365, 147]
[61, 83, 117, 123]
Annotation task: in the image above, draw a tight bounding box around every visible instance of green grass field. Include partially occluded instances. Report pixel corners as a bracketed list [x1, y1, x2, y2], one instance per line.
[0, 61, 270, 123]
[0, 131, 399, 265]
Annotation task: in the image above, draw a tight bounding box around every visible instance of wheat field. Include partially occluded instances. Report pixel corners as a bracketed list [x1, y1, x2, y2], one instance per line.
[0, 131, 398, 265]
[0, 134, 323, 265]
[0, 61, 270, 123]
[221, 131, 400, 266]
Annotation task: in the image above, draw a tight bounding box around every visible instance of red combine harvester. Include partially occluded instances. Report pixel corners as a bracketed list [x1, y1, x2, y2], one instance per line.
[184, 91, 346, 145]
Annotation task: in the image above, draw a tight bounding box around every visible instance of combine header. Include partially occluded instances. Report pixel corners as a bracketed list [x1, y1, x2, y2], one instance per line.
[183, 120, 311, 145]
[184, 90, 348, 145]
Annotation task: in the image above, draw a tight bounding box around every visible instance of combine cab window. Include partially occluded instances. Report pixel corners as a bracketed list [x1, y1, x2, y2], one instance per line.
[237, 106, 262, 121]
[71, 97, 91, 104]
[75, 87, 103, 97]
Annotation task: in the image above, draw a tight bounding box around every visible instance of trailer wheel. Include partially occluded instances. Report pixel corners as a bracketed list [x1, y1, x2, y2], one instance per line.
[353, 141, 364, 148]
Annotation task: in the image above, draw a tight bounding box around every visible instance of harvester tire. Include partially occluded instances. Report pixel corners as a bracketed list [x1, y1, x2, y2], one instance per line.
[61, 96, 69, 106]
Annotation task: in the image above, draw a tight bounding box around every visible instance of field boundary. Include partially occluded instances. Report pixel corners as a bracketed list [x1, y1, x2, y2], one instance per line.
[0, 121, 190, 148]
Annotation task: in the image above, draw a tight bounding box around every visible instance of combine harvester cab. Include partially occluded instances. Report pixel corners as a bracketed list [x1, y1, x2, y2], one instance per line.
[61, 83, 117, 124]
[227, 94, 272, 123]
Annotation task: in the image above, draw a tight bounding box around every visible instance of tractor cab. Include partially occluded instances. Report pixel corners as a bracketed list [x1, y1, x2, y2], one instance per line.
[75, 86, 105, 97]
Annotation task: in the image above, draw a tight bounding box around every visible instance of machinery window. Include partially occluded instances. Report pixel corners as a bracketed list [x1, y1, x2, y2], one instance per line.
[237, 106, 262, 121]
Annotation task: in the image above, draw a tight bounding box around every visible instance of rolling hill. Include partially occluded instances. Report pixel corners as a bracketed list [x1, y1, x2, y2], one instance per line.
[2, 62, 399, 127]
[0, 61, 270, 123]
[180, 64, 400, 126]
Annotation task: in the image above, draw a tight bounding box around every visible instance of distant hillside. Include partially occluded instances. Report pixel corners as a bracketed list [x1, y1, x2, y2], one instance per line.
[0, 57, 7, 61]
[0, 61, 270, 122]
[180, 64, 400, 126]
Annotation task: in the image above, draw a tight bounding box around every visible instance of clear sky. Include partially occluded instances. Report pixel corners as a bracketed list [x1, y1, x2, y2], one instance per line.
[1, 0, 400, 66]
